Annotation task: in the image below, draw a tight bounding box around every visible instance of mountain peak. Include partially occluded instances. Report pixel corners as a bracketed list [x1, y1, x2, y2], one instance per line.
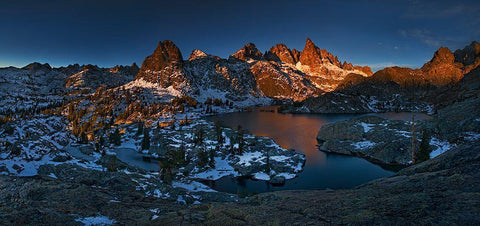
[188, 49, 208, 61]
[22, 62, 52, 72]
[420, 46, 463, 85]
[136, 40, 186, 86]
[265, 43, 298, 64]
[137, 40, 183, 74]
[454, 40, 480, 67]
[305, 38, 315, 47]
[230, 43, 264, 61]
[431, 47, 455, 65]
[300, 38, 341, 68]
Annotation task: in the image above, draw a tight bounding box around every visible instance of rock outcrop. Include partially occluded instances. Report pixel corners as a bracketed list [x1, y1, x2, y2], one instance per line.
[264, 44, 298, 65]
[421, 47, 464, 85]
[317, 115, 421, 165]
[454, 41, 480, 73]
[296, 38, 372, 80]
[136, 40, 188, 89]
[229, 43, 264, 61]
[188, 49, 209, 61]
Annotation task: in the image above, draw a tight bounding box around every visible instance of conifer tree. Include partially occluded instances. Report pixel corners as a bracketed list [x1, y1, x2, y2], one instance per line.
[110, 128, 121, 146]
[415, 129, 432, 164]
[236, 125, 244, 155]
[197, 149, 209, 168]
[142, 128, 150, 150]
[208, 148, 216, 168]
[136, 122, 144, 136]
[215, 121, 224, 144]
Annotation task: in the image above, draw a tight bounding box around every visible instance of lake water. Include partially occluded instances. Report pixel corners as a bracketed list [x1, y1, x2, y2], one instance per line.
[205, 108, 430, 194]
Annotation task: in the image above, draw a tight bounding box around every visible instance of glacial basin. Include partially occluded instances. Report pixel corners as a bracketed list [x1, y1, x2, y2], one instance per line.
[205, 107, 431, 194]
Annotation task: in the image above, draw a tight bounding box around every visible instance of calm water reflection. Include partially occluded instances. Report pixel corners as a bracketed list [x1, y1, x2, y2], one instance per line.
[205, 108, 424, 194]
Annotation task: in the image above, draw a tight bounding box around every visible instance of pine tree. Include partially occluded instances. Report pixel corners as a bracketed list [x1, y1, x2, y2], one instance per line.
[141, 128, 150, 150]
[265, 150, 270, 173]
[197, 149, 209, 168]
[415, 129, 432, 164]
[107, 155, 117, 172]
[215, 121, 224, 144]
[110, 128, 121, 146]
[208, 149, 216, 168]
[194, 126, 205, 146]
[79, 130, 88, 144]
[136, 122, 144, 136]
[236, 125, 244, 155]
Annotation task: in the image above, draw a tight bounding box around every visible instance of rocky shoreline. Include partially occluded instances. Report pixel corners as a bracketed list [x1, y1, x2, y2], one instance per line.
[316, 115, 429, 165]
[315, 89, 479, 167]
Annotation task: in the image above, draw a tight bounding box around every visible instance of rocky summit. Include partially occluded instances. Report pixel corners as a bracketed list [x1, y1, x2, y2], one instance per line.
[130, 38, 374, 102]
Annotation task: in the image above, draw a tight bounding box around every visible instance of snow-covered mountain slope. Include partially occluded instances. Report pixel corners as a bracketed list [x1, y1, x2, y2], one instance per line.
[0, 62, 139, 115]
[0, 63, 66, 114]
[65, 64, 138, 92]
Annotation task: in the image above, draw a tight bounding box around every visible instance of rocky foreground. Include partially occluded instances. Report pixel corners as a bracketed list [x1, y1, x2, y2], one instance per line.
[1, 143, 478, 225]
[153, 143, 480, 225]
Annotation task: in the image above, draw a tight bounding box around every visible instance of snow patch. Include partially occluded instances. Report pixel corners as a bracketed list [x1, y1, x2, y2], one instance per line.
[237, 151, 264, 166]
[351, 141, 376, 150]
[74, 216, 116, 226]
[191, 157, 238, 180]
[359, 122, 374, 133]
[172, 181, 216, 193]
[429, 138, 455, 158]
[253, 172, 270, 180]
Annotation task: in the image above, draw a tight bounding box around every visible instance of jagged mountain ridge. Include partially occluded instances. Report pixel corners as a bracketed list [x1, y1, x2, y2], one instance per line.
[287, 41, 480, 114]
[135, 38, 373, 102]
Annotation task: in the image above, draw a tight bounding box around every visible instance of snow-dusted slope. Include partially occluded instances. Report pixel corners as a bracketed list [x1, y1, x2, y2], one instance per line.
[0, 63, 66, 113]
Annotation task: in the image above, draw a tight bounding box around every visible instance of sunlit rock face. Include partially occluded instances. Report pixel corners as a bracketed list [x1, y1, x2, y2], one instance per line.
[133, 39, 480, 104]
[264, 44, 299, 65]
[136, 40, 189, 90]
[420, 47, 464, 86]
[229, 43, 264, 62]
[295, 38, 372, 82]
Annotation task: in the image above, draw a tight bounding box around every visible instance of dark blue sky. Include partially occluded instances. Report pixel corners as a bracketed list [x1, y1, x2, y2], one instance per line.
[1, 0, 479, 71]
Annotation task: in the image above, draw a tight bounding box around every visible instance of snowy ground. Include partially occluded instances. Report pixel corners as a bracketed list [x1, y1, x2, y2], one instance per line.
[430, 138, 456, 159]
[0, 113, 305, 202]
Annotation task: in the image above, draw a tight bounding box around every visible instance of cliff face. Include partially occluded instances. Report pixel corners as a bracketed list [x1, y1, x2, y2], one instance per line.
[136, 40, 189, 90]
[229, 43, 264, 61]
[420, 47, 464, 85]
[454, 41, 480, 73]
[265, 44, 298, 65]
[297, 38, 373, 80]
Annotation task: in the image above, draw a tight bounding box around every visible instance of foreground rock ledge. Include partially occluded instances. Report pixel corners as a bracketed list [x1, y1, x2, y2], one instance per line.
[1, 144, 479, 225]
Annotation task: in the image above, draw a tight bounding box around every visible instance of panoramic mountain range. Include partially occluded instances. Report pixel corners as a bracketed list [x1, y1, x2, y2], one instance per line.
[2, 38, 478, 118]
